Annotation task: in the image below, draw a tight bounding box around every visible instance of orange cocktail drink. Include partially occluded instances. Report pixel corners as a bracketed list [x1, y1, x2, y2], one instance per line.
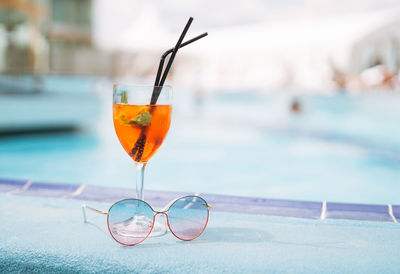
[113, 104, 172, 163]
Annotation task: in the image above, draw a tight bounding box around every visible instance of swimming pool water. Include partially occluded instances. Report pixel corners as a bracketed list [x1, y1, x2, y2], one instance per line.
[1, 90, 400, 205]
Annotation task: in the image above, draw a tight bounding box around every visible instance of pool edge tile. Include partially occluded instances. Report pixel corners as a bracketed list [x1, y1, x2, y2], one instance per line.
[16, 181, 80, 198]
[391, 205, 400, 222]
[326, 202, 394, 222]
[0, 178, 29, 193]
[2, 179, 399, 222]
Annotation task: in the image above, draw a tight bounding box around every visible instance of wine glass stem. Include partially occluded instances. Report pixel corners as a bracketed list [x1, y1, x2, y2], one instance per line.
[135, 162, 146, 200]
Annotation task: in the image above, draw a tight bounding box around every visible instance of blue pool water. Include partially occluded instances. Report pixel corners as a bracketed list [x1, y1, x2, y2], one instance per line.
[1, 88, 400, 205]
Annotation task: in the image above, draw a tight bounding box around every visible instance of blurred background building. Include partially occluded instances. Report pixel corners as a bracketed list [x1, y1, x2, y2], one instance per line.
[0, 0, 101, 132]
[1, 0, 400, 90]
[0, 0, 95, 74]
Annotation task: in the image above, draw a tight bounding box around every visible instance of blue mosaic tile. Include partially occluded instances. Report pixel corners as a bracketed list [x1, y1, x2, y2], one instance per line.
[206, 194, 321, 209]
[327, 202, 388, 213]
[17, 182, 79, 198]
[75, 185, 137, 203]
[0, 178, 27, 192]
[326, 202, 393, 222]
[203, 194, 322, 219]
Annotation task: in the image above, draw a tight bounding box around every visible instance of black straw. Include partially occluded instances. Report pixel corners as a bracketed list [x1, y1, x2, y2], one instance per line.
[153, 32, 208, 88]
[131, 18, 207, 162]
[150, 17, 193, 105]
[161, 32, 208, 61]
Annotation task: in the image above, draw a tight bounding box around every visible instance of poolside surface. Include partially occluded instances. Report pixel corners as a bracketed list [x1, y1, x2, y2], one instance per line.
[1, 179, 400, 273]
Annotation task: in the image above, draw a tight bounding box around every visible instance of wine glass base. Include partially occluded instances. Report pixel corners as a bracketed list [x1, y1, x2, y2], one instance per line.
[111, 215, 167, 239]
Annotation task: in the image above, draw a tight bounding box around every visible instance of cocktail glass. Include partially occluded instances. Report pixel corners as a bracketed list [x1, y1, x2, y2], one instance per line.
[112, 84, 172, 237]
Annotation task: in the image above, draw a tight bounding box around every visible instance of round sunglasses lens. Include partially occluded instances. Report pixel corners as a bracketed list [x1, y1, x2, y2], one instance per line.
[107, 199, 154, 245]
[167, 196, 209, 240]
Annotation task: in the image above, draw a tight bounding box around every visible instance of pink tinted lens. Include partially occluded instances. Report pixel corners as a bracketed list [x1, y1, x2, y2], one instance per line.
[107, 199, 154, 245]
[167, 196, 209, 240]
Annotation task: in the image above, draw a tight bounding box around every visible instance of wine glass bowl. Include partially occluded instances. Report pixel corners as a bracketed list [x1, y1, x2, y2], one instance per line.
[113, 84, 172, 163]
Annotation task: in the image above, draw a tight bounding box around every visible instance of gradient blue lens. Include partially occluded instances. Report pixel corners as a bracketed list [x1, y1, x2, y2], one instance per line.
[167, 196, 209, 240]
[108, 199, 154, 245]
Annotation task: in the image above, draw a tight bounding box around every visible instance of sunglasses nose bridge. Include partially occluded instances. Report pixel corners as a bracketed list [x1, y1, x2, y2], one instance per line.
[154, 211, 168, 218]
[153, 211, 169, 225]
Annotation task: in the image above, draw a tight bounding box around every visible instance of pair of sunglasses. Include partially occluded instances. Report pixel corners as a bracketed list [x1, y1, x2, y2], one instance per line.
[82, 195, 210, 246]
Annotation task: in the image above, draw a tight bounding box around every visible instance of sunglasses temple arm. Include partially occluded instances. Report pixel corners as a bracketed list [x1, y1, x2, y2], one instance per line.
[81, 204, 108, 223]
